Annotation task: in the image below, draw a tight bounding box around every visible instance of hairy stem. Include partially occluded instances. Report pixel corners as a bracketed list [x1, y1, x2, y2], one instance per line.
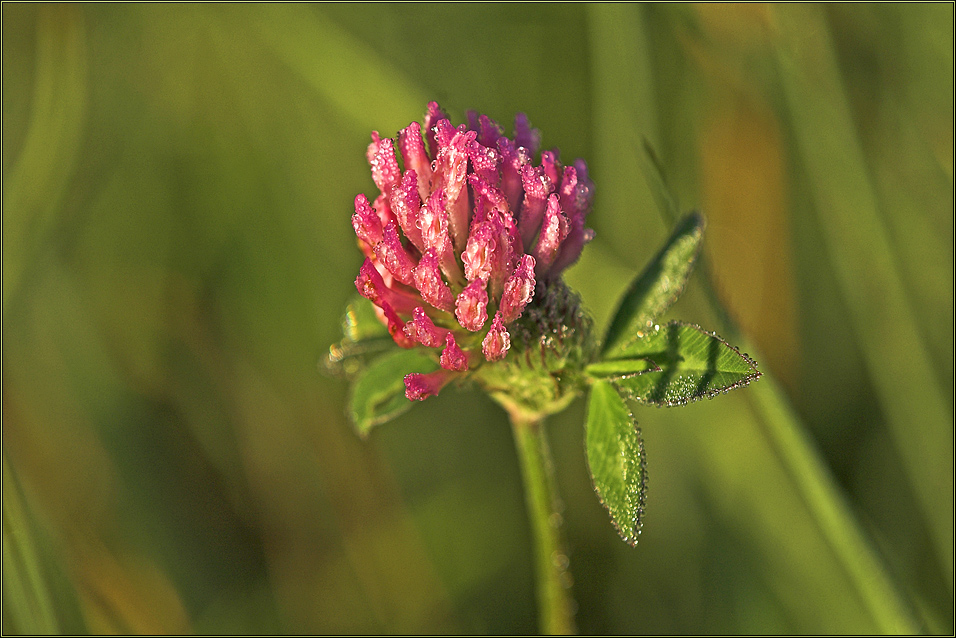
[510, 411, 576, 635]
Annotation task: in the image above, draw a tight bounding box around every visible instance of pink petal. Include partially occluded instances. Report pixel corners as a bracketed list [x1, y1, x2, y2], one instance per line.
[482, 312, 511, 362]
[440, 333, 469, 371]
[424, 102, 449, 159]
[558, 164, 594, 221]
[461, 211, 514, 297]
[367, 133, 401, 196]
[462, 219, 496, 283]
[463, 198, 519, 300]
[467, 137, 500, 185]
[434, 125, 475, 252]
[418, 190, 462, 283]
[478, 114, 504, 148]
[403, 307, 450, 348]
[413, 248, 456, 312]
[398, 121, 432, 202]
[550, 161, 594, 276]
[466, 110, 480, 135]
[468, 174, 508, 215]
[375, 221, 419, 286]
[404, 369, 455, 401]
[432, 118, 458, 150]
[514, 113, 541, 155]
[497, 138, 531, 213]
[352, 194, 384, 247]
[573, 158, 590, 183]
[499, 254, 536, 324]
[355, 258, 419, 315]
[551, 211, 594, 277]
[540, 151, 560, 190]
[419, 188, 449, 251]
[380, 300, 415, 348]
[371, 193, 397, 230]
[388, 170, 424, 251]
[455, 278, 489, 332]
[532, 194, 569, 276]
[518, 164, 553, 249]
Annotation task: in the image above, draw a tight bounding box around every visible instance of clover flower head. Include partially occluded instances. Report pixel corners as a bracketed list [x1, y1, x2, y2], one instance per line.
[352, 103, 595, 402]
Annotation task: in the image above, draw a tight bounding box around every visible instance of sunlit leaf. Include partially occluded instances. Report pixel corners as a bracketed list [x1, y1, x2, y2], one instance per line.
[585, 380, 647, 546]
[349, 349, 438, 436]
[585, 358, 660, 378]
[601, 321, 760, 406]
[601, 212, 705, 358]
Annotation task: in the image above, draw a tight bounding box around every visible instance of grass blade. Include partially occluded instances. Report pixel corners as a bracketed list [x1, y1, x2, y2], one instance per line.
[2, 450, 61, 634]
[773, 3, 953, 586]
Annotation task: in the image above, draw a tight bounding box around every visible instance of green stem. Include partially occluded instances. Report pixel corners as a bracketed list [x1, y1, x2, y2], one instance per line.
[510, 411, 576, 635]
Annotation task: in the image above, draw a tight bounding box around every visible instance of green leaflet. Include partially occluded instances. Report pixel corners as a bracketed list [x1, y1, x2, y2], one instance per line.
[601, 212, 705, 359]
[349, 349, 438, 437]
[585, 358, 660, 377]
[600, 322, 760, 407]
[585, 380, 647, 546]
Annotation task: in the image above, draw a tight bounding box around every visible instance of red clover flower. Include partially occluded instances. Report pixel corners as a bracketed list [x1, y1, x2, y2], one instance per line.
[352, 103, 595, 402]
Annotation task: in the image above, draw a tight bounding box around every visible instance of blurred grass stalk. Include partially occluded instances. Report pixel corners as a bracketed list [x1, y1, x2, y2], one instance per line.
[3, 6, 88, 629]
[648, 165, 921, 633]
[3, 449, 67, 634]
[249, 3, 428, 137]
[773, 4, 954, 590]
[739, 347, 919, 633]
[589, 4, 929, 632]
[2, 4, 87, 319]
[647, 174, 922, 631]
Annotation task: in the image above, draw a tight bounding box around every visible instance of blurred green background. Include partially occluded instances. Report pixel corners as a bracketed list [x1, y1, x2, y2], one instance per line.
[3, 3, 952, 634]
